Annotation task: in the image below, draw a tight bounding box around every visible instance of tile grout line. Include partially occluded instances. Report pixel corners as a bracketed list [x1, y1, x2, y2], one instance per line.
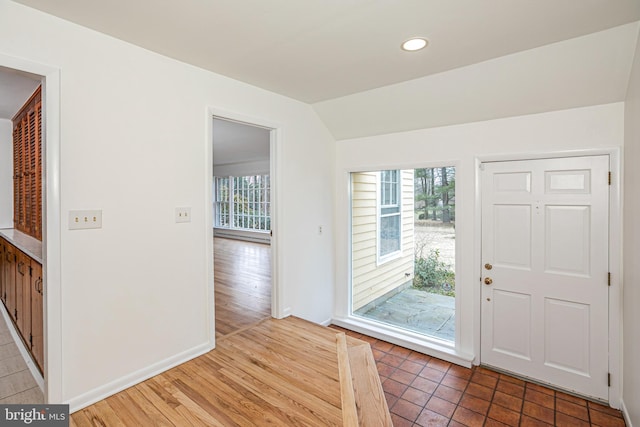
[0, 366, 30, 379]
[0, 385, 44, 403]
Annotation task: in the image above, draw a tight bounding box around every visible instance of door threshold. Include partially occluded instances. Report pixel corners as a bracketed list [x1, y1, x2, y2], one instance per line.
[481, 363, 609, 406]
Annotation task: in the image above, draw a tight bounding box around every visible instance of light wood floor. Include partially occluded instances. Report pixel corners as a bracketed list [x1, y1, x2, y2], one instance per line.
[214, 237, 271, 338]
[71, 316, 359, 426]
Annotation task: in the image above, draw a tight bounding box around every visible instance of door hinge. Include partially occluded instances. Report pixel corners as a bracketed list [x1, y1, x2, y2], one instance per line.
[29, 333, 32, 347]
[608, 272, 611, 287]
[608, 171, 612, 185]
[29, 265, 32, 276]
[608, 373, 611, 387]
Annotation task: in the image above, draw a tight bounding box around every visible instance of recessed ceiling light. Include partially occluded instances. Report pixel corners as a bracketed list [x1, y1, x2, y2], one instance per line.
[401, 38, 429, 52]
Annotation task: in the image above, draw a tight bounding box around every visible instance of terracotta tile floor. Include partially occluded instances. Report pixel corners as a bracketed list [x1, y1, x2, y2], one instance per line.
[329, 325, 625, 427]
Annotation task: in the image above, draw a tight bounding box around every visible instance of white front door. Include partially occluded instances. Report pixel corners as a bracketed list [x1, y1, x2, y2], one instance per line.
[480, 155, 609, 401]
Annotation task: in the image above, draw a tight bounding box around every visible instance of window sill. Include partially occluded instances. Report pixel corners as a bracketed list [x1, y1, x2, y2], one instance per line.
[331, 315, 473, 368]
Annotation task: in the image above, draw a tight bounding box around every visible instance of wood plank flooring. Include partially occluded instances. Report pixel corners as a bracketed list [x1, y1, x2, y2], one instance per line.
[38, 236, 632, 425]
[214, 237, 271, 338]
[71, 316, 360, 426]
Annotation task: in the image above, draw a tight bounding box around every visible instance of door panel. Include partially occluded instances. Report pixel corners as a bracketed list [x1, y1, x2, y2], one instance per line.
[492, 290, 531, 360]
[544, 298, 590, 375]
[544, 205, 590, 276]
[493, 205, 532, 269]
[481, 155, 609, 401]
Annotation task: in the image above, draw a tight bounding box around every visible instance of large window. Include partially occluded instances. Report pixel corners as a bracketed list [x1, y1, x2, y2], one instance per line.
[215, 175, 270, 232]
[378, 170, 401, 260]
[351, 167, 456, 343]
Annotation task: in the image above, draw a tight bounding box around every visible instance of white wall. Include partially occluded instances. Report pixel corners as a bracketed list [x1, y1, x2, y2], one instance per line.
[623, 27, 640, 427]
[0, 0, 335, 409]
[0, 119, 12, 228]
[334, 103, 624, 364]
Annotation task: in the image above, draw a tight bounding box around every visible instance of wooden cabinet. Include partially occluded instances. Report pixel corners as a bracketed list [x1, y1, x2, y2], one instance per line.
[12, 86, 42, 241]
[30, 262, 43, 372]
[3, 242, 16, 321]
[0, 240, 4, 306]
[0, 237, 44, 374]
[16, 251, 32, 343]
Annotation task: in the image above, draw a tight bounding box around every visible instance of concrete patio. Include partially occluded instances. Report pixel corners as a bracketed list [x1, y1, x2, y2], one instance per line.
[354, 287, 455, 342]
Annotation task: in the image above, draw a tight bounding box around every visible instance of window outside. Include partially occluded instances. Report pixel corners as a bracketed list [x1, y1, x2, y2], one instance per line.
[215, 175, 270, 231]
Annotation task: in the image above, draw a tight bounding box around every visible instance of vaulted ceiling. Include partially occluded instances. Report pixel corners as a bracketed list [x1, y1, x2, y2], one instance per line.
[9, 0, 640, 139]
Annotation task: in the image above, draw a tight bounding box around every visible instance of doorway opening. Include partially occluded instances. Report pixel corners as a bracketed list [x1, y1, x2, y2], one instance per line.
[0, 65, 45, 404]
[350, 167, 456, 343]
[212, 117, 273, 338]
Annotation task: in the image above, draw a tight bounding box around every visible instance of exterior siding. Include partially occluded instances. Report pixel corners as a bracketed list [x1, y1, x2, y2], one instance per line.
[352, 170, 414, 311]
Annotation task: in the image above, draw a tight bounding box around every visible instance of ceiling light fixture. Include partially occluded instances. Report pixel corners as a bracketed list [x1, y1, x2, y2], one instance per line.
[401, 37, 428, 52]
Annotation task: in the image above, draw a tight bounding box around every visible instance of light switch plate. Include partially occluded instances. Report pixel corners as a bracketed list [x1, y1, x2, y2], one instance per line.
[69, 210, 102, 230]
[175, 207, 191, 223]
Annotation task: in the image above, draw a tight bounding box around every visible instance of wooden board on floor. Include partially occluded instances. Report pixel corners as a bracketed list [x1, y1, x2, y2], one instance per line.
[347, 343, 393, 427]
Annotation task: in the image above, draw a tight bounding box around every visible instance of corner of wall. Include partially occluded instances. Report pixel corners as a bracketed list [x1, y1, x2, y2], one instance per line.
[621, 398, 635, 427]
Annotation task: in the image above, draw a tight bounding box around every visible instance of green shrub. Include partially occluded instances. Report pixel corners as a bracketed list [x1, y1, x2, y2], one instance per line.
[413, 249, 455, 296]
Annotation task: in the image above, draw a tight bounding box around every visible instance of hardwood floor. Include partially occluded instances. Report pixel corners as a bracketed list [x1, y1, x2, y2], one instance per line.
[214, 237, 271, 338]
[68, 235, 626, 427]
[71, 317, 358, 427]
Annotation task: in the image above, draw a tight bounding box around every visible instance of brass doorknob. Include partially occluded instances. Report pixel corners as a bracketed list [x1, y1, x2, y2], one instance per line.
[484, 263, 493, 270]
[484, 277, 493, 285]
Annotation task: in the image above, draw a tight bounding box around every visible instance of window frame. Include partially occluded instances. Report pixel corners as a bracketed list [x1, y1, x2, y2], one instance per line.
[214, 174, 270, 232]
[377, 169, 403, 264]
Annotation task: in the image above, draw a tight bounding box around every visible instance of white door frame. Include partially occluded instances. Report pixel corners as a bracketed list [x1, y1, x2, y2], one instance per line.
[205, 107, 284, 349]
[474, 148, 622, 407]
[0, 53, 63, 404]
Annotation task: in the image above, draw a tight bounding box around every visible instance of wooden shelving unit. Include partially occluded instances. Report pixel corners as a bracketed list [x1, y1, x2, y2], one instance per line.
[12, 86, 42, 241]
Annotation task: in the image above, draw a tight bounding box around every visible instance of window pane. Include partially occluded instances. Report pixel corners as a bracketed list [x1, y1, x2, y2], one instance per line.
[351, 167, 456, 344]
[215, 174, 271, 231]
[379, 169, 401, 259]
[380, 214, 401, 256]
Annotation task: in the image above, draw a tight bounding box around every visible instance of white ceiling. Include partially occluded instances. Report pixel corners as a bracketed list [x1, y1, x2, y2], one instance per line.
[0, 66, 41, 120]
[212, 118, 269, 166]
[11, 0, 640, 104]
[316, 22, 640, 140]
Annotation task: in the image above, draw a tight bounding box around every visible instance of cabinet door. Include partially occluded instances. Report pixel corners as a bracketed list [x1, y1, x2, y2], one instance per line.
[5, 243, 16, 320]
[0, 239, 5, 306]
[15, 252, 31, 342]
[30, 262, 44, 374]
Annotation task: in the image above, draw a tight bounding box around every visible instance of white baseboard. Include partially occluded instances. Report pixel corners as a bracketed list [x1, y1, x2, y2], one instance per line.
[66, 341, 212, 413]
[621, 399, 633, 427]
[319, 318, 332, 326]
